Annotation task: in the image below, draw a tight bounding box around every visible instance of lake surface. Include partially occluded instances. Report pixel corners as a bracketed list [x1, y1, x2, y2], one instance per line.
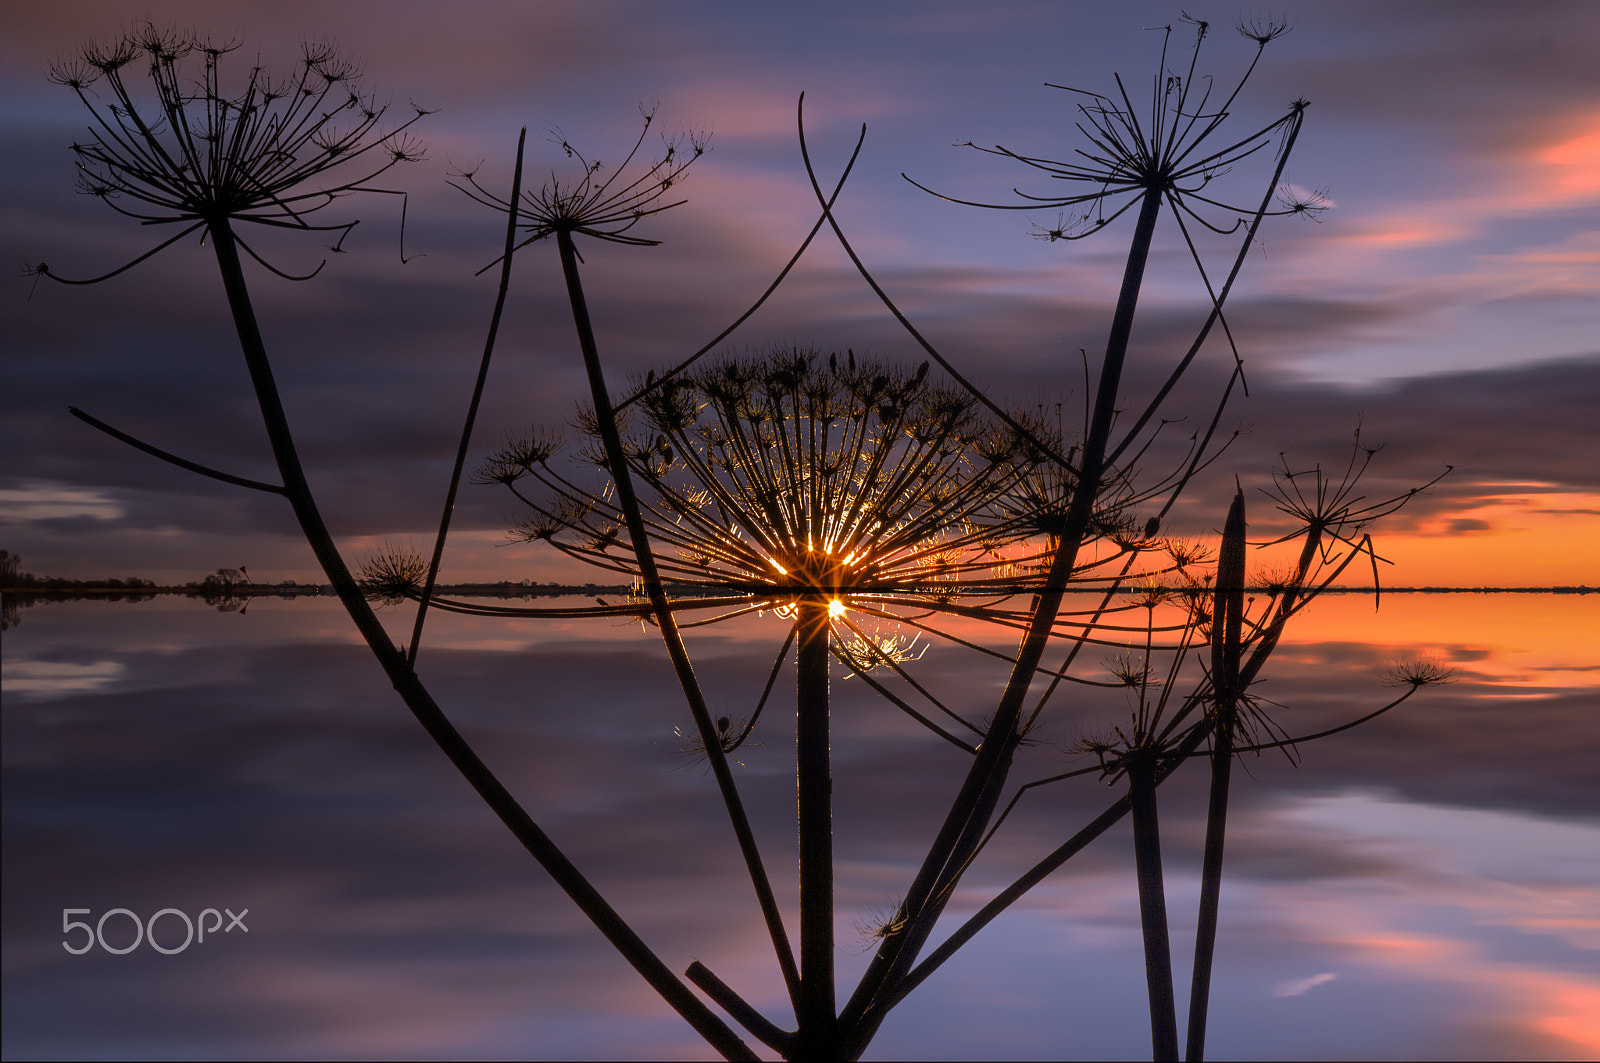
[3, 593, 1597, 1060]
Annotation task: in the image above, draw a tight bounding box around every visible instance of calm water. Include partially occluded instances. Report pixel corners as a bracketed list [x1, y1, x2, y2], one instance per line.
[3, 593, 1597, 1060]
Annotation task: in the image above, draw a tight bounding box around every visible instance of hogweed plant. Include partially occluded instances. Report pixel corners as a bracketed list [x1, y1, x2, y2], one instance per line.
[42, 18, 1452, 1063]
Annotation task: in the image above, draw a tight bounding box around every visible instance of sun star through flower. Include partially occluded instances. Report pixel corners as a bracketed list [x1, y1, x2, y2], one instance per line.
[482, 350, 1046, 625]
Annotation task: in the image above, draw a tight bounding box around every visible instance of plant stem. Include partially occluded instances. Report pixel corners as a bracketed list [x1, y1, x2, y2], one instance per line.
[553, 228, 804, 1016]
[796, 596, 837, 1057]
[1187, 489, 1246, 1062]
[1186, 723, 1232, 1063]
[409, 127, 526, 665]
[210, 220, 757, 1062]
[1130, 755, 1179, 1062]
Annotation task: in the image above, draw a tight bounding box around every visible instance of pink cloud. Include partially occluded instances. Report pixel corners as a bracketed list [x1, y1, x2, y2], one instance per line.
[1537, 125, 1600, 201]
[1242, 112, 1600, 307]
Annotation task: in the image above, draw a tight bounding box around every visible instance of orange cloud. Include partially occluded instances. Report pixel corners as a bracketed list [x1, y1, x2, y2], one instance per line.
[1337, 931, 1465, 964]
[1333, 215, 1471, 251]
[1538, 982, 1600, 1055]
[1537, 125, 1600, 201]
[1332, 936, 1600, 1055]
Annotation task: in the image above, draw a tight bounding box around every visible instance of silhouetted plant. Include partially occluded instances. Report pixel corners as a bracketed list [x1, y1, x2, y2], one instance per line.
[40, 19, 1456, 1063]
[787, 19, 1309, 1059]
[357, 544, 428, 604]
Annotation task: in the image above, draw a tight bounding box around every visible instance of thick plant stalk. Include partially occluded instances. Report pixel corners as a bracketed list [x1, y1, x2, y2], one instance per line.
[840, 185, 1165, 1053]
[208, 219, 757, 1062]
[552, 228, 805, 1019]
[1187, 489, 1247, 1061]
[795, 596, 837, 1057]
[409, 128, 527, 664]
[1129, 754, 1178, 1062]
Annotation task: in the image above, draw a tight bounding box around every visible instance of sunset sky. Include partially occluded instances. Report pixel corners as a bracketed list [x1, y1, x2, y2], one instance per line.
[3, 0, 1597, 589]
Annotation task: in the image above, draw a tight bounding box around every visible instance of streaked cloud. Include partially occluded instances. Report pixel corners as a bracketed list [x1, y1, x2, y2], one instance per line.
[2, 657, 125, 698]
[1272, 971, 1339, 998]
[0, 484, 123, 523]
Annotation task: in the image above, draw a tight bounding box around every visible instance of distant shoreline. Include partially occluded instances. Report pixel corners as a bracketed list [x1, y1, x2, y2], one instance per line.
[2, 583, 1593, 599]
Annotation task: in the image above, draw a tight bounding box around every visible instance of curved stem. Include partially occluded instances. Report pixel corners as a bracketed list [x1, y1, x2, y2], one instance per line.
[410, 127, 526, 664]
[68, 406, 284, 494]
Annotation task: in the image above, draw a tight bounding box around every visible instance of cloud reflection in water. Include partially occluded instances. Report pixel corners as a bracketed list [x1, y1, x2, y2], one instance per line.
[2, 594, 1595, 1060]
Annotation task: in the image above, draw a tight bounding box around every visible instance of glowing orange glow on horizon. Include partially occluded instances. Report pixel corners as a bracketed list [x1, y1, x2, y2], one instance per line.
[1246, 490, 1600, 589]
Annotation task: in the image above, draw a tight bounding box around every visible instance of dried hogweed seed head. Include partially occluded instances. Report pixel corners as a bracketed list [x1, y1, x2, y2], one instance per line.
[1384, 657, 1455, 688]
[45, 23, 428, 283]
[452, 105, 710, 257]
[357, 545, 428, 603]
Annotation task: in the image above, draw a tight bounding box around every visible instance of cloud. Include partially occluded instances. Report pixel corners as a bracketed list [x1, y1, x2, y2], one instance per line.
[1537, 122, 1600, 201]
[5, 579, 1598, 1059]
[1272, 971, 1339, 998]
[1, 657, 125, 698]
[0, 483, 124, 523]
[1313, 113, 1600, 256]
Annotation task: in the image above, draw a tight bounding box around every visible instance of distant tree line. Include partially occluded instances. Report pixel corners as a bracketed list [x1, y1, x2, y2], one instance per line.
[0, 551, 309, 592]
[0, 549, 159, 589]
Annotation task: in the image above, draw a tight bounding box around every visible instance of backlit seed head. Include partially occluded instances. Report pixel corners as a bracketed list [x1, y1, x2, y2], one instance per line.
[1384, 656, 1455, 688]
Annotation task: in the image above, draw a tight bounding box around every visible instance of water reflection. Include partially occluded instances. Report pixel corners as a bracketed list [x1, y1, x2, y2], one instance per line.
[2, 594, 1596, 1060]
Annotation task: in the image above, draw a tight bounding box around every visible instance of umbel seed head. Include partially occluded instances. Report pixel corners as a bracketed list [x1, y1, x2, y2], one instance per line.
[44, 22, 428, 284]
